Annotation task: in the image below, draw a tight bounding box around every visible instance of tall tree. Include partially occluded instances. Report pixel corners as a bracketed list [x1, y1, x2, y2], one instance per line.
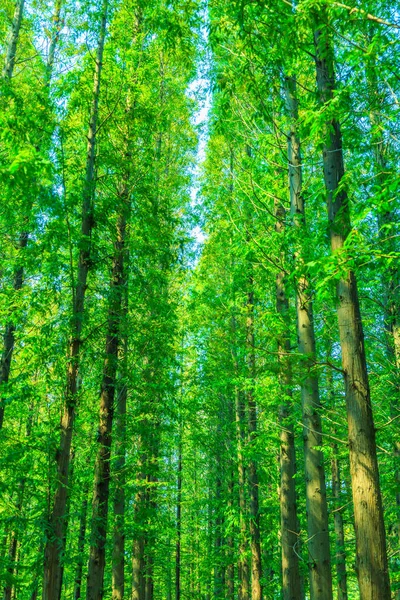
[311, 5, 391, 598]
[42, 2, 109, 596]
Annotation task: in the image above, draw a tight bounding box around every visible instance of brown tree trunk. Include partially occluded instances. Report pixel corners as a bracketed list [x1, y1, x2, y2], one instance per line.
[112, 343, 128, 600]
[175, 438, 182, 600]
[42, 3, 108, 598]
[0, 232, 28, 430]
[325, 348, 348, 600]
[131, 536, 145, 600]
[275, 228, 303, 600]
[2, 0, 25, 79]
[73, 484, 89, 600]
[331, 451, 348, 600]
[285, 76, 333, 600]
[235, 388, 250, 600]
[245, 286, 263, 600]
[312, 9, 391, 599]
[132, 453, 146, 600]
[86, 210, 127, 600]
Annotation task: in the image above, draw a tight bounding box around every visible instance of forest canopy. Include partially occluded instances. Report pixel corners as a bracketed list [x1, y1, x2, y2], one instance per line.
[0, 1, 399, 600]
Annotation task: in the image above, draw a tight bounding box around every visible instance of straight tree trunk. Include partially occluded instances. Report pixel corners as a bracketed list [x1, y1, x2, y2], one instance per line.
[131, 536, 145, 600]
[285, 76, 333, 600]
[325, 348, 348, 600]
[46, 0, 63, 82]
[86, 210, 127, 600]
[245, 285, 263, 600]
[312, 9, 391, 599]
[2, 0, 25, 79]
[331, 450, 348, 600]
[275, 226, 303, 600]
[132, 455, 146, 600]
[73, 484, 89, 600]
[235, 388, 250, 600]
[112, 340, 128, 600]
[226, 469, 235, 600]
[42, 3, 108, 598]
[175, 437, 182, 600]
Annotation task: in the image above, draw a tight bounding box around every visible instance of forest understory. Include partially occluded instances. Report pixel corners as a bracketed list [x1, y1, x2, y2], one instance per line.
[0, 0, 399, 599]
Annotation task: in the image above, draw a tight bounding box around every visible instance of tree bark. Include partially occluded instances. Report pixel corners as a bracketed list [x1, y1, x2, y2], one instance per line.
[312, 9, 391, 599]
[73, 484, 89, 600]
[86, 210, 127, 600]
[285, 75, 333, 600]
[112, 342, 128, 600]
[245, 286, 263, 600]
[42, 3, 108, 598]
[275, 216, 303, 600]
[2, 0, 25, 79]
[235, 387, 250, 600]
[175, 437, 182, 600]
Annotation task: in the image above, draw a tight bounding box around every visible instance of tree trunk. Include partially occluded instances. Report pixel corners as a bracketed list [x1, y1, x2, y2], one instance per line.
[285, 75, 333, 600]
[226, 470, 235, 600]
[0, 231, 28, 430]
[175, 438, 182, 600]
[73, 484, 89, 600]
[235, 388, 250, 600]
[46, 0, 63, 82]
[131, 538, 145, 600]
[2, 0, 25, 79]
[331, 451, 348, 600]
[86, 211, 127, 600]
[275, 225, 303, 600]
[246, 286, 263, 600]
[42, 3, 108, 598]
[312, 9, 390, 599]
[112, 343, 128, 600]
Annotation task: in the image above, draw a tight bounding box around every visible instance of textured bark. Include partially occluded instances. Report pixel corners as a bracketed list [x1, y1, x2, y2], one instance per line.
[312, 9, 390, 599]
[131, 535, 145, 600]
[42, 4, 108, 598]
[246, 287, 263, 600]
[275, 226, 303, 600]
[285, 76, 333, 600]
[73, 485, 89, 600]
[325, 348, 348, 600]
[2, 0, 25, 79]
[112, 354, 128, 600]
[331, 452, 348, 600]
[86, 211, 127, 600]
